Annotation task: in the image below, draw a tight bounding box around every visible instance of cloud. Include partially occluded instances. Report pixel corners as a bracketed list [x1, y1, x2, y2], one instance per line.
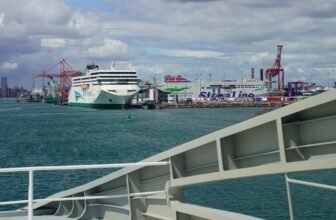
[41, 38, 66, 48]
[86, 40, 129, 59]
[321, 37, 336, 49]
[147, 48, 225, 59]
[1, 0, 72, 27]
[66, 13, 102, 37]
[0, 0, 336, 88]
[297, 1, 336, 19]
[0, 62, 18, 70]
[0, 13, 4, 26]
[169, 0, 220, 2]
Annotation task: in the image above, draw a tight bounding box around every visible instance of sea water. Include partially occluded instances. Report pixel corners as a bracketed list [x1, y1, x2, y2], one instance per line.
[0, 99, 335, 219]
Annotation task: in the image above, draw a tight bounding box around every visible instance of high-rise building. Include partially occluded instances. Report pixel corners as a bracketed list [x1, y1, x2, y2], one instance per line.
[1, 77, 8, 97]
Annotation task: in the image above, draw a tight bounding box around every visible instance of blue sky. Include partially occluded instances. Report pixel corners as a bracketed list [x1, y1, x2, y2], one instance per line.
[0, 0, 336, 88]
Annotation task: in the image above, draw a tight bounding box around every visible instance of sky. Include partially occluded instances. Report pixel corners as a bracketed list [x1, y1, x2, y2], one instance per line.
[0, 0, 336, 89]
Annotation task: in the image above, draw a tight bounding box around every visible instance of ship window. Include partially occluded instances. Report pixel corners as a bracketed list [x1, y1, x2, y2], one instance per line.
[105, 72, 136, 75]
[98, 79, 138, 83]
[99, 76, 137, 78]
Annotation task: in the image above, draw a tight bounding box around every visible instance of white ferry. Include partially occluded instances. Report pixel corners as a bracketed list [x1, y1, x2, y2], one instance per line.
[68, 63, 140, 108]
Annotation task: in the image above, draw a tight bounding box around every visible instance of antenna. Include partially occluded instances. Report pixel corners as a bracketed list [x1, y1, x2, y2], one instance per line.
[111, 62, 116, 70]
[32, 74, 35, 90]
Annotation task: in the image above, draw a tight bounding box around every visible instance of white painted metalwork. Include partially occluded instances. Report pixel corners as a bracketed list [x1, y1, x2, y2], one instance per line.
[287, 177, 336, 191]
[28, 171, 33, 220]
[0, 200, 29, 206]
[285, 174, 294, 220]
[0, 162, 169, 220]
[0, 191, 166, 206]
[0, 162, 169, 173]
[284, 175, 336, 220]
[34, 191, 167, 203]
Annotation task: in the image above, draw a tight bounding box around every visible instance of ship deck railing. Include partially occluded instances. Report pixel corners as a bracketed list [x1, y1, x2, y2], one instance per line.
[1, 162, 336, 220]
[0, 162, 170, 220]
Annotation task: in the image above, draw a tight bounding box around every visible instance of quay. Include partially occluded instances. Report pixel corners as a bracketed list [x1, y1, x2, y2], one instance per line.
[131, 101, 282, 109]
[156, 101, 278, 109]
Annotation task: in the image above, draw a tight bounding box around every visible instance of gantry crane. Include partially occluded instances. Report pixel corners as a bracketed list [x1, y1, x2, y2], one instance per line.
[265, 45, 285, 91]
[34, 59, 81, 102]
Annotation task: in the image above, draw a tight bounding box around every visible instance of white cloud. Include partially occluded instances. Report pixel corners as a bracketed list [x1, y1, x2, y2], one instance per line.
[0, 62, 18, 70]
[321, 37, 336, 49]
[0, 13, 4, 26]
[67, 13, 101, 37]
[2, 0, 72, 26]
[246, 52, 272, 63]
[296, 68, 305, 74]
[148, 48, 225, 59]
[86, 40, 129, 59]
[1, 0, 336, 88]
[167, 49, 225, 59]
[41, 38, 66, 48]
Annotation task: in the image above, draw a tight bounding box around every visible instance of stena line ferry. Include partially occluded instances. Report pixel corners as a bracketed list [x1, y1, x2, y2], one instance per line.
[68, 63, 140, 108]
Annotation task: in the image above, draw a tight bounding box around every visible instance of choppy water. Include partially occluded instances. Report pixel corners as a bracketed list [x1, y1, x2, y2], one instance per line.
[0, 99, 335, 219]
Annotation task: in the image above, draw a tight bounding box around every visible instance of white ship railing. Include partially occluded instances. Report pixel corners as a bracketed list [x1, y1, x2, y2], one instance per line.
[0, 162, 169, 220]
[285, 174, 336, 220]
[0, 163, 335, 220]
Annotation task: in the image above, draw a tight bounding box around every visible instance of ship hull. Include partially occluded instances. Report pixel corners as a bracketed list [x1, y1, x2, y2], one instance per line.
[45, 96, 56, 103]
[68, 102, 128, 109]
[68, 86, 139, 109]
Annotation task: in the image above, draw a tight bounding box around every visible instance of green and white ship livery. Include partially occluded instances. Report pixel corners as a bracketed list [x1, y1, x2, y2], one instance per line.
[68, 63, 140, 108]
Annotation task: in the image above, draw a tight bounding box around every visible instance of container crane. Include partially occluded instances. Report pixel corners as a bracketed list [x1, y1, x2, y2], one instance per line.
[265, 45, 284, 92]
[35, 59, 81, 103]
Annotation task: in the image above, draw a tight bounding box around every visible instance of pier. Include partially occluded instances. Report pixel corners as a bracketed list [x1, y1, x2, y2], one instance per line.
[156, 101, 279, 109]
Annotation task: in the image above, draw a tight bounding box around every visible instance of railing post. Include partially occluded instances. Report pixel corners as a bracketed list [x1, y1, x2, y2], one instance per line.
[285, 173, 294, 220]
[28, 170, 33, 220]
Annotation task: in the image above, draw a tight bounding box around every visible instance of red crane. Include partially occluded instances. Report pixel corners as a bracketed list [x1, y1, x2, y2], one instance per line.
[265, 45, 284, 91]
[35, 59, 81, 101]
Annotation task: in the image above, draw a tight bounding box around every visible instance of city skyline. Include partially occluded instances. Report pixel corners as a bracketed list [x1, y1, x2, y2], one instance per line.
[0, 75, 29, 90]
[0, 76, 30, 98]
[0, 0, 336, 89]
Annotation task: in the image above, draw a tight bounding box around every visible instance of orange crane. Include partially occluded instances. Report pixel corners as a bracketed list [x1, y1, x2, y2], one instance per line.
[265, 45, 285, 91]
[35, 59, 81, 102]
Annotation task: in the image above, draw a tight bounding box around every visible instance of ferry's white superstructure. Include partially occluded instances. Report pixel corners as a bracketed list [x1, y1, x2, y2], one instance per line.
[68, 64, 140, 108]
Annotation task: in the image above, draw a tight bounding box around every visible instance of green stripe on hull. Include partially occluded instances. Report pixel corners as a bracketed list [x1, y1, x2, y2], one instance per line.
[68, 102, 129, 109]
[45, 97, 56, 103]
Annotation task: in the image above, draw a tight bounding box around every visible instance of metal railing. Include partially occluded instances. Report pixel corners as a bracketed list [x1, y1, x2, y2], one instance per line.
[1, 162, 335, 220]
[285, 174, 336, 220]
[0, 162, 170, 220]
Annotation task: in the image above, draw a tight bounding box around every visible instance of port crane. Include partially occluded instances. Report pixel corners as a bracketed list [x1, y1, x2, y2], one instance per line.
[265, 45, 284, 91]
[34, 59, 81, 102]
